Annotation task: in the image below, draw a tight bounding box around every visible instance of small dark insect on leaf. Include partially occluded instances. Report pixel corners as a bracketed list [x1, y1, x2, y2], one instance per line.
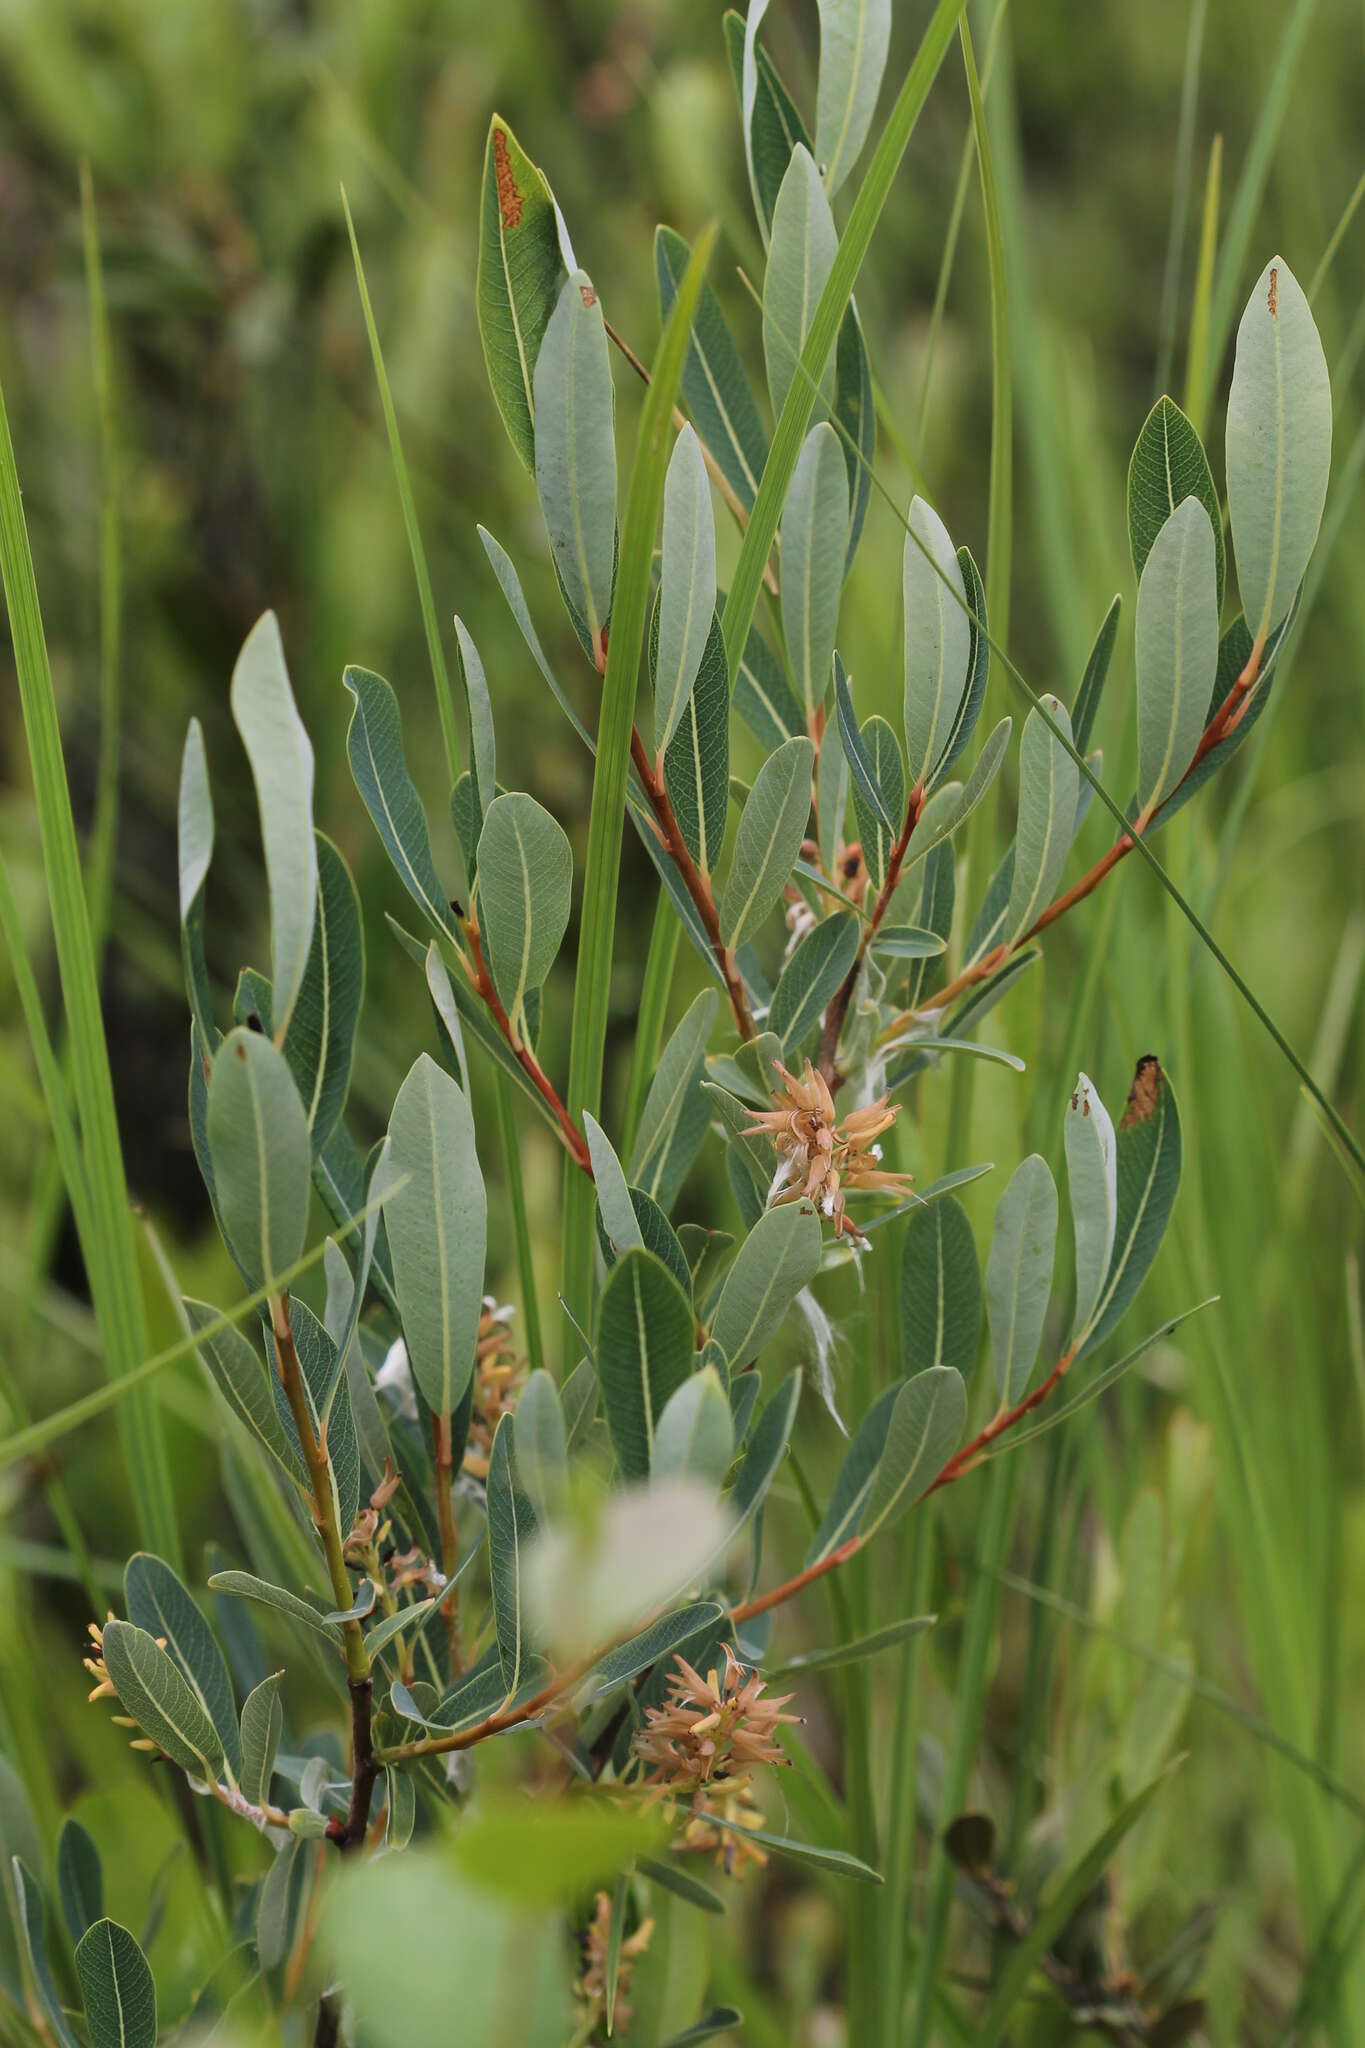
[1120, 1053, 1162, 1129]
[245, 1012, 264, 1035]
[449, 900, 464, 919]
[943, 1811, 996, 1873]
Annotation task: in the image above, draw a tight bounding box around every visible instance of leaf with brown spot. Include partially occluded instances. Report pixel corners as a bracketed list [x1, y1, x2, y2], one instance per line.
[477, 115, 567, 472]
[1121, 1053, 1162, 1129]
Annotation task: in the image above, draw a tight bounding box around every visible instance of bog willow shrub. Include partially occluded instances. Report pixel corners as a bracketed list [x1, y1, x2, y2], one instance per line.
[3, 12, 1335, 2048]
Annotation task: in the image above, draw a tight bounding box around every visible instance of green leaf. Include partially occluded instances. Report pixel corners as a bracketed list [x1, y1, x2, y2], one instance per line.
[720, 736, 815, 947]
[935, 545, 990, 783]
[853, 719, 907, 892]
[597, 1183, 693, 1299]
[834, 303, 875, 571]
[781, 423, 847, 723]
[1134, 497, 1219, 822]
[1072, 592, 1122, 754]
[711, 1201, 822, 1364]
[902, 496, 971, 789]
[206, 1028, 311, 1298]
[655, 425, 717, 757]
[475, 792, 573, 1041]
[971, 1765, 1179, 2044]
[768, 1612, 934, 1675]
[13, 1861, 79, 2048]
[282, 832, 365, 1158]
[653, 1366, 734, 1484]
[585, 1113, 644, 1257]
[769, 911, 859, 1055]
[185, 1297, 303, 1486]
[815, 0, 891, 194]
[386, 1053, 487, 1418]
[991, 1299, 1219, 1457]
[1065, 1072, 1118, 1344]
[656, 225, 769, 514]
[705, 1816, 882, 1883]
[451, 617, 497, 826]
[1226, 255, 1331, 648]
[534, 269, 618, 664]
[75, 1920, 156, 2048]
[177, 717, 216, 1055]
[487, 1414, 539, 1694]
[207, 1570, 343, 1647]
[57, 1818, 103, 1947]
[476, 115, 566, 472]
[875, 925, 945, 961]
[514, 1371, 568, 1518]
[900, 1194, 980, 1378]
[735, 620, 806, 751]
[478, 525, 595, 752]
[563, 1355, 600, 1452]
[1080, 1059, 1183, 1357]
[255, 1836, 305, 1972]
[124, 1552, 240, 1781]
[101, 1619, 225, 1780]
[763, 146, 838, 421]
[238, 1671, 285, 1808]
[834, 656, 892, 830]
[230, 611, 316, 1043]
[806, 1380, 901, 1561]
[364, 1599, 436, 1664]
[985, 1154, 1058, 1407]
[0, 1756, 39, 2005]
[730, 1370, 802, 1532]
[1128, 396, 1225, 610]
[638, 1859, 725, 1915]
[629, 990, 717, 1212]
[904, 714, 1012, 872]
[320, 1137, 390, 1433]
[815, 697, 849, 874]
[343, 665, 459, 943]
[597, 1250, 697, 1480]
[862, 1366, 967, 1533]
[1000, 700, 1078, 946]
[588, 1601, 727, 1695]
[730, 4, 805, 236]
[656, 605, 730, 880]
[661, 2012, 745, 2046]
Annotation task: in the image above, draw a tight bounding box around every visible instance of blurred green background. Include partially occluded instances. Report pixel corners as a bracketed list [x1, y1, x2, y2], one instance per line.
[1, 0, 1362, 2039]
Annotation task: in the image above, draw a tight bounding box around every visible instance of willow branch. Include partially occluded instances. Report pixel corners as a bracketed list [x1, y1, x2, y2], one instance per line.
[630, 729, 756, 1039]
[818, 780, 925, 1080]
[430, 1412, 462, 1681]
[461, 920, 594, 1174]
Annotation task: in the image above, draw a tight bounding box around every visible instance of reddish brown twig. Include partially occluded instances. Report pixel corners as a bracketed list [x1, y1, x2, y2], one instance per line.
[630, 728, 757, 1040]
[462, 921, 594, 1174]
[430, 1411, 462, 1681]
[817, 780, 925, 1080]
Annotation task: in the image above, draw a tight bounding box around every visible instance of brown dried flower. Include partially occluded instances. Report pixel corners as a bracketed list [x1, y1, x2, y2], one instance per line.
[576, 1889, 654, 2032]
[745, 1059, 912, 1240]
[462, 1297, 526, 1480]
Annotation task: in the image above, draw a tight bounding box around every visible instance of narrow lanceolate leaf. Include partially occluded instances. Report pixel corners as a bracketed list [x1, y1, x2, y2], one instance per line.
[935, 546, 989, 782]
[730, 1370, 802, 1531]
[1134, 497, 1219, 821]
[588, 1601, 727, 1695]
[711, 1201, 822, 1364]
[75, 1920, 156, 2048]
[585, 1113, 644, 1256]
[851, 717, 905, 891]
[653, 1365, 733, 1484]
[178, 718, 215, 1053]
[597, 1249, 697, 1479]
[238, 1671, 285, 1808]
[230, 612, 316, 1044]
[816, 693, 849, 873]
[763, 146, 838, 421]
[207, 1571, 343, 1646]
[903, 714, 1011, 872]
[57, 1818, 103, 1946]
[1001, 700, 1079, 947]
[513, 1372, 567, 1518]
[815, 0, 892, 194]
[206, 1029, 311, 1298]
[806, 1382, 902, 1561]
[185, 1298, 303, 1486]
[834, 656, 892, 831]
[781, 423, 848, 723]
[656, 225, 769, 513]
[475, 792, 573, 1041]
[900, 1195, 980, 1378]
[283, 832, 364, 1157]
[124, 1553, 240, 1781]
[834, 301, 875, 571]
[658, 607, 730, 879]
[861, 1366, 967, 1533]
[13, 1862, 78, 2048]
[986, 1154, 1058, 1408]
[730, 2, 799, 236]
[487, 1415, 539, 1694]
[255, 1838, 304, 1972]
[770, 912, 860, 1054]
[452, 616, 497, 824]
[770, 1613, 935, 1675]
[655, 425, 717, 758]
[1080, 1058, 1183, 1357]
[343, 665, 459, 942]
[386, 1053, 487, 1417]
[902, 497, 971, 788]
[1066, 1073, 1118, 1343]
[534, 269, 617, 665]
[101, 1620, 225, 1781]
[477, 115, 566, 472]
[721, 736, 815, 947]
[1072, 593, 1122, 754]
[1128, 396, 1225, 610]
[1226, 255, 1331, 649]
[629, 990, 718, 1212]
